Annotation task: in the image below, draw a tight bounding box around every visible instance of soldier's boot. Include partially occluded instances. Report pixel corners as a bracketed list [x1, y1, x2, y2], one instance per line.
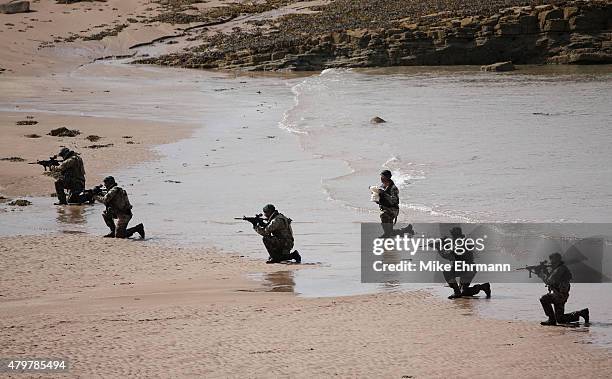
[266, 256, 287, 264]
[137, 224, 145, 239]
[481, 282, 491, 298]
[540, 319, 557, 326]
[290, 250, 301, 264]
[103, 230, 115, 238]
[126, 223, 145, 239]
[448, 283, 462, 299]
[460, 284, 481, 297]
[579, 308, 590, 324]
[125, 225, 137, 238]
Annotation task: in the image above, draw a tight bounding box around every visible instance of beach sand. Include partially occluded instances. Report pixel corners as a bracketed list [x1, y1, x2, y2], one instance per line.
[0, 0, 179, 76]
[1, 234, 611, 377]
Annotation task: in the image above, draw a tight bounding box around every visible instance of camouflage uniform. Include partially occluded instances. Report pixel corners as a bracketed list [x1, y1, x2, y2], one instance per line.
[438, 240, 489, 297]
[255, 211, 294, 262]
[97, 185, 134, 238]
[377, 181, 399, 237]
[539, 262, 583, 323]
[433, 226, 491, 299]
[439, 241, 476, 286]
[54, 154, 86, 203]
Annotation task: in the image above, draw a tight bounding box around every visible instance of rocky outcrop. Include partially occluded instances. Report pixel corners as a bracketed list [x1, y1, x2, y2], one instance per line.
[481, 61, 515, 71]
[138, 1, 612, 70]
[0, 0, 29, 14]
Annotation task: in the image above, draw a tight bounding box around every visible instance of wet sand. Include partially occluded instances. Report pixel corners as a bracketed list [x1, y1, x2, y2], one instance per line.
[2, 234, 612, 377]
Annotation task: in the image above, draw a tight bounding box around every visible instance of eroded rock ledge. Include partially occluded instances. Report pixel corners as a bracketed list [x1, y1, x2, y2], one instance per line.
[137, 0, 612, 71]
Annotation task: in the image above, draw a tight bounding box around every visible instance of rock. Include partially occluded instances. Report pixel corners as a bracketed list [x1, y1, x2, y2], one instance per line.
[495, 21, 522, 36]
[544, 19, 569, 32]
[24, 134, 40, 138]
[552, 51, 612, 64]
[569, 10, 608, 31]
[539, 8, 563, 29]
[563, 7, 579, 19]
[0, 156, 25, 162]
[571, 52, 612, 64]
[86, 143, 113, 149]
[400, 22, 420, 30]
[518, 15, 538, 34]
[48, 127, 80, 137]
[85, 135, 101, 142]
[370, 116, 386, 124]
[270, 51, 286, 60]
[460, 17, 477, 27]
[534, 5, 554, 12]
[136, 0, 612, 71]
[347, 28, 369, 39]
[481, 61, 515, 72]
[0, 1, 29, 14]
[8, 199, 31, 206]
[16, 120, 37, 126]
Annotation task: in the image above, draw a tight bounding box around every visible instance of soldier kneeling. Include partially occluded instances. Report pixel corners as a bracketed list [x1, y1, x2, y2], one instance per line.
[52, 147, 86, 205]
[255, 204, 301, 264]
[537, 252, 589, 326]
[95, 176, 145, 239]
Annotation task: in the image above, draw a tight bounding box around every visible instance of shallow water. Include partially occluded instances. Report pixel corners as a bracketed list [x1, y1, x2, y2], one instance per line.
[284, 66, 612, 223]
[1, 62, 611, 345]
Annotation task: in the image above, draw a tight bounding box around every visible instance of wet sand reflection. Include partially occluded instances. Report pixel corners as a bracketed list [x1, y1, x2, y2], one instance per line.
[56, 205, 89, 225]
[261, 271, 295, 293]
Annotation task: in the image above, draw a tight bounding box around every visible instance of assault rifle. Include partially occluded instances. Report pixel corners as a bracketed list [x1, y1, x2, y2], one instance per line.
[29, 156, 62, 171]
[75, 185, 106, 204]
[235, 213, 267, 228]
[515, 260, 550, 278]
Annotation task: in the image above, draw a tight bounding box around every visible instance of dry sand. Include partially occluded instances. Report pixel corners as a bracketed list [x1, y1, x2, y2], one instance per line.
[1, 234, 611, 378]
[0, 0, 178, 76]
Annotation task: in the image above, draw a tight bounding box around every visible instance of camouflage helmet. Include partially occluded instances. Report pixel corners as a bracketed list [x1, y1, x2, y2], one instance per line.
[262, 204, 276, 213]
[58, 147, 70, 158]
[549, 252, 563, 261]
[103, 176, 116, 185]
[450, 226, 464, 238]
[380, 170, 392, 179]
